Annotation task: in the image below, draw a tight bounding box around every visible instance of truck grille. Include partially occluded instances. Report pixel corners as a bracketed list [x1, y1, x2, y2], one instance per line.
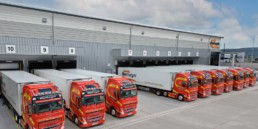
[124, 107, 135, 114]
[39, 118, 62, 129]
[205, 89, 211, 96]
[190, 91, 197, 100]
[87, 115, 102, 124]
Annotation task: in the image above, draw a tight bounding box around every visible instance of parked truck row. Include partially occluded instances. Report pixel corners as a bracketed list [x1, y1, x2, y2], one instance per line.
[118, 65, 256, 102]
[0, 65, 256, 129]
[0, 69, 138, 129]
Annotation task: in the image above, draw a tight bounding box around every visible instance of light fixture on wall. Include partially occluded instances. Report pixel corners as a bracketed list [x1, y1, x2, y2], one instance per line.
[103, 26, 107, 31]
[176, 34, 179, 38]
[42, 18, 47, 23]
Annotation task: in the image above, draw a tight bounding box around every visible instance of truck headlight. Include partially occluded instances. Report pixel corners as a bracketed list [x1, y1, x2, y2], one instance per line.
[82, 117, 87, 125]
[120, 108, 124, 115]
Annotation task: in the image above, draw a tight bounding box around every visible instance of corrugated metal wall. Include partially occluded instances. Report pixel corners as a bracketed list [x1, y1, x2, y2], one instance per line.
[0, 4, 217, 73]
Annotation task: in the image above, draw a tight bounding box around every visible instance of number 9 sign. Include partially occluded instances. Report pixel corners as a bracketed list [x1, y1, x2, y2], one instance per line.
[40, 46, 49, 54]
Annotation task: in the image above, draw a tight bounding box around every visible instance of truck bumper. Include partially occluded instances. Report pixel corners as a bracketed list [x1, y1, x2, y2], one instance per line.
[117, 110, 137, 118]
[224, 85, 233, 93]
[198, 91, 211, 98]
[79, 119, 105, 128]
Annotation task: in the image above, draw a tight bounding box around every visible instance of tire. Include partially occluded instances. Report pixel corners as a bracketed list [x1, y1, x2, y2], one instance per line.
[74, 116, 79, 126]
[163, 91, 168, 97]
[14, 112, 20, 124]
[156, 90, 162, 96]
[111, 108, 116, 117]
[177, 94, 184, 101]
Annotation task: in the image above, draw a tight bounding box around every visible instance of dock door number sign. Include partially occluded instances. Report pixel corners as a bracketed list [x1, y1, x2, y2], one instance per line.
[5, 45, 16, 54]
[40, 46, 49, 54]
[69, 47, 76, 54]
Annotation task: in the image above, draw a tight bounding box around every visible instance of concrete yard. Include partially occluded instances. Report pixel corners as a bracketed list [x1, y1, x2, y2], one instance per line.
[0, 84, 258, 129]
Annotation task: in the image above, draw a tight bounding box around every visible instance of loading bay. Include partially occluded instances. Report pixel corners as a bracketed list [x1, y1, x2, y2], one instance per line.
[1, 84, 258, 129]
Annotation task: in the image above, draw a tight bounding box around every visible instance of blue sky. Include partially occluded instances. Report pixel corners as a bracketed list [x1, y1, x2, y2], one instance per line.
[0, 0, 257, 49]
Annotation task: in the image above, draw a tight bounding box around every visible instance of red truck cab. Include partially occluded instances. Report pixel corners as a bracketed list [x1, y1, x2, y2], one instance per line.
[216, 69, 233, 93]
[67, 80, 105, 128]
[191, 70, 212, 98]
[206, 70, 224, 95]
[21, 83, 65, 129]
[168, 72, 198, 102]
[236, 68, 250, 88]
[244, 67, 256, 86]
[106, 77, 138, 118]
[228, 68, 244, 90]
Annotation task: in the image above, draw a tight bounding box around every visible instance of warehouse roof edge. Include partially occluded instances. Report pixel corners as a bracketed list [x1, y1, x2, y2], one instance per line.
[0, 1, 223, 38]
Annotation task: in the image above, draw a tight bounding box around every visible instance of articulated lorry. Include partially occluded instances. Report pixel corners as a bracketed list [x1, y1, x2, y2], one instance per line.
[0, 71, 65, 129]
[235, 68, 250, 88]
[118, 67, 198, 102]
[34, 69, 106, 128]
[244, 67, 256, 86]
[147, 66, 212, 98]
[214, 68, 234, 93]
[62, 69, 138, 118]
[227, 68, 244, 90]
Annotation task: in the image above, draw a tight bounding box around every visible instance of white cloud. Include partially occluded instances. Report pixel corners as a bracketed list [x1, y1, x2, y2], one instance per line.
[54, 0, 257, 48]
[55, 0, 221, 28]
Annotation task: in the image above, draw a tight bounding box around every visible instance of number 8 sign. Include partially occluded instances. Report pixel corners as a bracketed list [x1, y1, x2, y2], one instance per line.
[69, 47, 76, 54]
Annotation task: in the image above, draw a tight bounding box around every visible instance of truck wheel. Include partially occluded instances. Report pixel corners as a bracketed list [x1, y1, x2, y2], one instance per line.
[163, 91, 168, 97]
[178, 94, 184, 101]
[74, 116, 79, 126]
[14, 112, 20, 124]
[111, 108, 116, 117]
[156, 90, 162, 96]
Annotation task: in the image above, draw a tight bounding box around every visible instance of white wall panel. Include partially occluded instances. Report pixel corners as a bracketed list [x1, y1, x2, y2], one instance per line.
[55, 14, 130, 35]
[0, 5, 52, 26]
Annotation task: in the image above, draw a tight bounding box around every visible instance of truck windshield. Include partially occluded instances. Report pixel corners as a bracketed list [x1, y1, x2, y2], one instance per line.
[82, 94, 104, 106]
[121, 89, 137, 98]
[216, 78, 224, 83]
[204, 79, 211, 85]
[33, 100, 63, 114]
[189, 81, 198, 88]
[227, 76, 233, 82]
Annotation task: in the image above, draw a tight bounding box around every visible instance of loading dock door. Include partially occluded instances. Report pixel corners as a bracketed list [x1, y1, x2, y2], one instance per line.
[28, 60, 53, 73]
[210, 52, 220, 66]
[0, 61, 23, 70]
[56, 60, 77, 70]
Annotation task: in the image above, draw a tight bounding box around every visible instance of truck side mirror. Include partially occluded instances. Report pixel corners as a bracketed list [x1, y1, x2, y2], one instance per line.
[77, 98, 81, 108]
[28, 104, 32, 115]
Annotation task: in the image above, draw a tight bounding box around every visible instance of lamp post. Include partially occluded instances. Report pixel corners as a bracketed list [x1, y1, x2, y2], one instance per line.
[252, 36, 255, 63]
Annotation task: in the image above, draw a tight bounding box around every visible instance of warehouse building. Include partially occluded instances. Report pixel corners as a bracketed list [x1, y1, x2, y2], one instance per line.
[0, 2, 223, 73]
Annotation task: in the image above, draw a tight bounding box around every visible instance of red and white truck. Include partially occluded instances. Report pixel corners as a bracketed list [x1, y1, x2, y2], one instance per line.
[235, 68, 250, 88]
[0, 71, 65, 129]
[214, 69, 234, 93]
[244, 67, 256, 86]
[34, 69, 106, 128]
[147, 66, 212, 98]
[118, 67, 198, 102]
[228, 68, 244, 90]
[62, 69, 138, 118]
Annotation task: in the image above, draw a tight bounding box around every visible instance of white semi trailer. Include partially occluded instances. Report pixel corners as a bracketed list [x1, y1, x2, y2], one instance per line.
[118, 67, 199, 102]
